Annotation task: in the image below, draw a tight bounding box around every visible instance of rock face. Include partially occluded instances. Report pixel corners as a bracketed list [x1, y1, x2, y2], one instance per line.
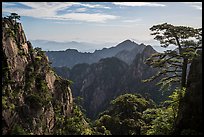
[121, 45, 163, 102]
[2, 18, 73, 135]
[70, 57, 129, 118]
[174, 50, 202, 135]
[46, 39, 145, 68]
[115, 43, 145, 64]
[54, 45, 164, 119]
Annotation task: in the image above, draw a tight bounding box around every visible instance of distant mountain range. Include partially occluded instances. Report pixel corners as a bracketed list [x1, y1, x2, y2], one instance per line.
[52, 41, 172, 119]
[31, 40, 116, 52]
[46, 40, 147, 68]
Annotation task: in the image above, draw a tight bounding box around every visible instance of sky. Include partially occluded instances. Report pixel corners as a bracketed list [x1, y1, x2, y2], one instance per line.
[2, 2, 202, 52]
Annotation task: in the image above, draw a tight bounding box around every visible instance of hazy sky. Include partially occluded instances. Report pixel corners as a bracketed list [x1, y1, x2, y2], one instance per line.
[2, 2, 202, 52]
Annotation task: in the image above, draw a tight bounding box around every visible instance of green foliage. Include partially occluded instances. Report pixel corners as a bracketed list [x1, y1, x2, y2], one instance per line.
[95, 93, 155, 135]
[11, 124, 27, 135]
[64, 105, 94, 135]
[4, 79, 16, 85]
[7, 13, 21, 23]
[2, 96, 8, 109]
[163, 87, 186, 112]
[29, 48, 35, 53]
[13, 85, 21, 98]
[142, 107, 174, 135]
[35, 47, 45, 57]
[33, 47, 48, 68]
[18, 49, 26, 56]
[143, 23, 202, 90]
[25, 94, 43, 110]
[24, 64, 35, 93]
[67, 79, 74, 85]
[74, 96, 85, 113]
[93, 119, 111, 135]
[142, 88, 186, 135]
[35, 75, 49, 93]
[4, 13, 21, 43]
[37, 80, 52, 106]
[35, 56, 42, 61]
[54, 104, 94, 135]
[9, 103, 15, 111]
[110, 93, 153, 117]
[5, 28, 15, 40]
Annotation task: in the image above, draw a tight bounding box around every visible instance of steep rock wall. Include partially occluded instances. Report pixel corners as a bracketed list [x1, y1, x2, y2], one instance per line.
[174, 50, 202, 135]
[2, 18, 73, 135]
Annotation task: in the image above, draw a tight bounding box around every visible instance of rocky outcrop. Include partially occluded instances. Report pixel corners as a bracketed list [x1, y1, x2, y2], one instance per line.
[69, 57, 129, 118]
[115, 43, 145, 64]
[2, 17, 73, 135]
[174, 50, 202, 135]
[120, 45, 163, 102]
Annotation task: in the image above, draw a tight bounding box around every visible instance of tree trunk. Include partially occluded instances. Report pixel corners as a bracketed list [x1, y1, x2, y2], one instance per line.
[181, 58, 188, 88]
[174, 58, 188, 133]
[177, 57, 188, 107]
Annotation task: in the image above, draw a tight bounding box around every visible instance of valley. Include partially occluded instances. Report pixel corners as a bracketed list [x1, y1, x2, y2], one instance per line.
[2, 2, 202, 135]
[50, 41, 170, 119]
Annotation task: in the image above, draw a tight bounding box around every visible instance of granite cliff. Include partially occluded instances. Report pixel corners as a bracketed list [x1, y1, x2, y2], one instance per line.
[2, 17, 73, 135]
[174, 50, 202, 135]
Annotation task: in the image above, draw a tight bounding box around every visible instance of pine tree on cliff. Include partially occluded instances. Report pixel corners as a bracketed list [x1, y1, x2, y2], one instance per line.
[143, 23, 202, 95]
[6, 13, 22, 45]
[7, 13, 20, 25]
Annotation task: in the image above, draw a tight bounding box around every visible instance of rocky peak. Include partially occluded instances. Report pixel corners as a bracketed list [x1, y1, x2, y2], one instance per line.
[65, 48, 79, 53]
[2, 17, 73, 135]
[131, 45, 157, 67]
[118, 39, 133, 45]
[114, 41, 147, 65]
[142, 45, 157, 57]
[115, 39, 140, 50]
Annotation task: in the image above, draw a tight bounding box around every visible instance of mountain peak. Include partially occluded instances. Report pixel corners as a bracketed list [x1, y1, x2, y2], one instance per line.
[65, 48, 79, 52]
[115, 39, 139, 50]
[144, 45, 156, 52]
[141, 45, 157, 57]
[119, 39, 135, 45]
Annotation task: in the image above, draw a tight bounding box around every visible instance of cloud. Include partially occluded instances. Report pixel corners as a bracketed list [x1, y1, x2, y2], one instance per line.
[192, 5, 202, 10]
[2, 2, 17, 7]
[2, 2, 117, 23]
[57, 13, 118, 23]
[122, 19, 142, 23]
[112, 2, 166, 7]
[182, 2, 202, 10]
[75, 8, 87, 12]
[78, 3, 111, 9]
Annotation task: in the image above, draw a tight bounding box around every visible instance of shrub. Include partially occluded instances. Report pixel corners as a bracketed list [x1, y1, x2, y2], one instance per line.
[11, 124, 27, 135]
[2, 96, 8, 109]
[35, 56, 42, 61]
[25, 94, 42, 110]
[141, 88, 186, 135]
[95, 93, 154, 135]
[18, 49, 26, 56]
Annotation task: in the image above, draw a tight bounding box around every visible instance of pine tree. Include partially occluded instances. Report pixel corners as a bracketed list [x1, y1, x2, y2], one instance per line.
[143, 23, 202, 92]
[7, 13, 21, 24]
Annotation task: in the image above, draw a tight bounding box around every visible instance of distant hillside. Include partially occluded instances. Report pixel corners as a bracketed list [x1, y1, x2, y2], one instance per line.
[46, 40, 146, 68]
[54, 45, 171, 119]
